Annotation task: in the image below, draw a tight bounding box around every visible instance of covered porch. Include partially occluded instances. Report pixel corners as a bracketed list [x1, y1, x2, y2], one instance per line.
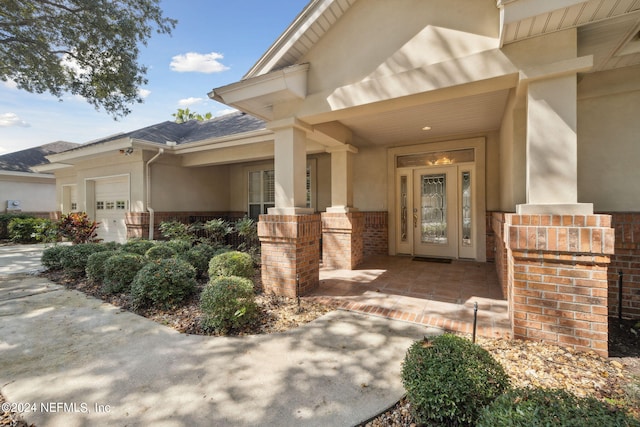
[308, 255, 510, 338]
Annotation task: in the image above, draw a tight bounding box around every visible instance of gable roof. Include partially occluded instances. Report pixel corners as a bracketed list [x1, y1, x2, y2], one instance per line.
[244, 0, 640, 80]
[0, 141, 80, 173]
[63, 111, 266, 152]
[244, 0, 357, 79]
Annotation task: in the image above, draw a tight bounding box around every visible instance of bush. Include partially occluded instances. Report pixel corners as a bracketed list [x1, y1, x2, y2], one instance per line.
[41, 245, 69, 270]
[130, 258, 197, 309]
[8, 217, 56, 243]
[121, 239, 155, 255]
[208, 250, 254, 279]
[401, 334, 510, 427]
[86, 250, 120, 283]
[200, 276, 258, 333]
[235, 216, 260, 263]
[180, 243, 216, 279]
[0, 213, 30, 239]
[102, 253, 147, 294]
[203, 218, 232, 246]
[60, 243, 109, 277]
[158, 221, 198, 243]
[164, 239, 192, 255]
[477, 388, 640, 427]
[145, 244, 177, 260]
[57, 212, 100, 244]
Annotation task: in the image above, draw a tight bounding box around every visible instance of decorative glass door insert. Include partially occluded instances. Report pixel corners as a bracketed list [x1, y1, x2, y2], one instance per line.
[420, 174, 448, 244]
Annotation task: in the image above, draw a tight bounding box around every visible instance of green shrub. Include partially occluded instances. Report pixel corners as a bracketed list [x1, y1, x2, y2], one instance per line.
[200, 276, 258, 333]
[8, 217, 55, 243]
[102, 253, 147, 294]
[158, 221, 199, 243]
[102, 241, 121, 251]
[86, 250, 120, 283]
[208, 250, 254, 279]
[130, 258, 197, 309]
[477, 388, 640, 427]
[401, 334, 510, 427]
[164, 239, 192, 255]
[61, 243, 109, 277]
[235, 216, 259, 251]
[180, 243, 216, 278]
[203, 218, 232, 246]
[57, 212, 100, 244]
[41, 245, 69, 270]
[0, 213, 30, 239]
[121, 239, 155, 255]
[145, 244, 177, 260]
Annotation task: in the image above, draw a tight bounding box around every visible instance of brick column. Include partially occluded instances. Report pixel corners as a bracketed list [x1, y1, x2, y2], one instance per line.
[321, 212, 364, 270]
[504, 214, 614, 357]
[125, 212, 149, 240]
[258, 214, 321, 297]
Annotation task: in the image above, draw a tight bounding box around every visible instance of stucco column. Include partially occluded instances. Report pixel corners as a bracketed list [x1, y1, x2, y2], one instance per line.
[518, 73, 592, 215]
[268, 122, 313, 215]
[326, 144, 358, 213]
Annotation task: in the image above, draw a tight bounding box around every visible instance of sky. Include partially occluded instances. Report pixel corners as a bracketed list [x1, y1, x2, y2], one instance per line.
[0, 0, 309, 155]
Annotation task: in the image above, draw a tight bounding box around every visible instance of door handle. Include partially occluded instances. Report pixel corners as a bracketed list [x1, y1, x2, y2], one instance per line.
[413, 208, 418, 228]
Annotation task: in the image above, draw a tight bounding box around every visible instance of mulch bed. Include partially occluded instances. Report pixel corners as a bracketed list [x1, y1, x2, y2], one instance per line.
[2, 269, 639, 426]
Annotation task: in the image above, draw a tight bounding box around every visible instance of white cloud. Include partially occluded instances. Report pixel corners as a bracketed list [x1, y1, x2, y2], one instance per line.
[170, 52, 229, 73]
[3, 79, 18, 90]
[0, 113, 30, 128]
[138, 89, 151, 99]
[214, 108, 238, 117]
[177, 97, 204, 107]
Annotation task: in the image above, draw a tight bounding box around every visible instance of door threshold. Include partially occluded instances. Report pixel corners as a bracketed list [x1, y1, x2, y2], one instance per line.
[412, 256, 452, 264]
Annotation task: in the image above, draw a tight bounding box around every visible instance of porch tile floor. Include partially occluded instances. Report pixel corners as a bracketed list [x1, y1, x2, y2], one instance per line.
[306, 255, 511, 338]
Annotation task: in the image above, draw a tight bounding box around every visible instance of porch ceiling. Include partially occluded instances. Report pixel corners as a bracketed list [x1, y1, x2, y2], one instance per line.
[336, 89, 511, 147]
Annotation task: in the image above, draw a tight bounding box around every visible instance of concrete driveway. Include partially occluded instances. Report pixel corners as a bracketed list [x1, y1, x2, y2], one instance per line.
[0, 245, 437, 426]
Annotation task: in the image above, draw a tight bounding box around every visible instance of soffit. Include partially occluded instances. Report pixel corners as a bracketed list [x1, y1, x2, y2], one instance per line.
[502, 0, 640, 72]
[337, 89, 511, 147]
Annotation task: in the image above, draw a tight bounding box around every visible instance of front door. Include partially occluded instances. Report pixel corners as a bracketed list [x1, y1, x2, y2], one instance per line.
[413, 167, 458, 258]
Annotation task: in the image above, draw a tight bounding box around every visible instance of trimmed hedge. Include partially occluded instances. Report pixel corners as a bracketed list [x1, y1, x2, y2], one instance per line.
[121, 239, 155, 255]
[145, 244, 177, 260]
[86, 250, 120, 283]
[401, 334, 510, 426]
[180, 243, 216, 278]
[131, 258, 197, 309]
[208, 250, 254, 279]
[41, 245, 69, 270]
[60, 243, 109, 277]
[200, 275, 258, 333]
[102, 253, 147, 294]
[477, 388, 640, 427]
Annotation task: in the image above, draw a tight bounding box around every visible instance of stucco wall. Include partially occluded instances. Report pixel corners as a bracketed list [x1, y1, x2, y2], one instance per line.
[0, 174, 56, 213]
[577, 65, 640, 212]
[150, 158, 231, 212]
[301, 0, 499, 96]
[54, 152, 145, 213]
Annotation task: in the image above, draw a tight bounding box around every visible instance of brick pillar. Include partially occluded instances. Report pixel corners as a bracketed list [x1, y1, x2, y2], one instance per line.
[504, 214, 615, 357]
[321, 212, 364, 270]
[258, 214, 321, 297]
[125, 212, 149, 240]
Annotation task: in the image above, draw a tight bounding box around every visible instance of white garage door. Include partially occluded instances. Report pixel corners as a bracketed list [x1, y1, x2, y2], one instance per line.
[94, 176, 129, 243]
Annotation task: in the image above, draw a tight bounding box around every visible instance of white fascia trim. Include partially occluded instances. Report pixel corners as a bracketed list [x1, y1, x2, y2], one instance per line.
[173, 129, 274, 154]
[0, 170, 55, 179]
[244, 0, 330, 78]
[210, 63, 309, 106]
[45, 138, 133, 163]
[498, 0, 588, 25]
[31, 163, 73, 172]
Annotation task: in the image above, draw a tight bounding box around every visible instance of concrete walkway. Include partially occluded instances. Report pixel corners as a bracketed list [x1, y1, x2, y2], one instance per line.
[0, 245, 437, 426]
